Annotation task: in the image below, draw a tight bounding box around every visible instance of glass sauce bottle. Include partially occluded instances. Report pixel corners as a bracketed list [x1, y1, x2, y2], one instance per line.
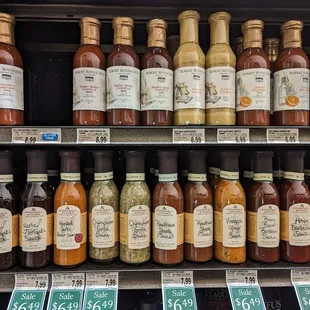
[234, 36, 243, 57]
[185, 150, 213, 262]
[54, 151, 87, 267]
[237, 20, 270, 126]
[73, 17, 106, 125]
[153, 151, 184, 265]
[206, 12, 236, 125]
[174, 10, 205, 125]
[0, 151, 18, 270]
[208, 151, 220, 192]
[274, 21, 309, 126]
[280, 151, 310, 263]
[273, 151, 283, 191]
[141, 19, 173, 126]
[214, 151, 246, 263]
[247, 151, 280, 263]
[107, 17, 140, 126]
[20, 150, 53, 268]
[0, 13, 23, 125]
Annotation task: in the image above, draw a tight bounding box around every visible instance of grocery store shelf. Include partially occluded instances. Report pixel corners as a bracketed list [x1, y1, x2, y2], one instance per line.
[0, 260, 307, 292]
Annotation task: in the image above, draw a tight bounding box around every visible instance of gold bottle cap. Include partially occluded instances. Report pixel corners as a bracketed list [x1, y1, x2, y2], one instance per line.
[0, 13, 15, 46]
[147, 19, 167, 48]
[242, 19, 264, 50]
[80, 17, 101, 45]
[209, 11, 231, 23]
[112, 17, 134, 46]
[281, 20, 303, 49]
[178, 10, 200, 22]
[264, 37, 280, 62]
[209, 11, 231, 45]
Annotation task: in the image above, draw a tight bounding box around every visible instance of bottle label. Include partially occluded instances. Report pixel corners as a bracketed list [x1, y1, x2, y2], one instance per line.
[223, 204, 245, 247]
[209, 167, 220, 175]
[188, 173, 207, 182]
[206, 66, 236, 110]
[253, 173, 273, 182]
[126, 173, 145, 181]
[60, 173, 81, 182]
[141, 68, 173, 111]
[220, 170, 239, 180]
[283, 171, 304, 181]
[94, 172, 113, 181]
[0, 209, 13, 254]
[270, 77, 274, 115]
[55, 205, 87, 250]
[236, 68, 270, 111]
[106, 66, 140, 110]
[153, 205, 184, 250]
[90, 205, 118, 248]
[185, 205, 213, 248]
[274, 68, 310, 111]
[27, 174, 48, 182]
[158, 173, 178, 182]
[0, 174, 13, 183]
[174, 66, 205, 110]
[0, 64, 24, 111]
[73, 67, 106, 112]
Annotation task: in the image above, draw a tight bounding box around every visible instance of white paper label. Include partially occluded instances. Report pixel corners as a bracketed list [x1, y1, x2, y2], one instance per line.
[188, 173, 207, 182]
[77, 128, 110, 144]
[126, 173, 145, 181]
[206, 66, 235, 109]
[0, 175, 13, 183]
[94, 172, 113, 181]
[223, 204, 245, 247]
[154, 205, 177, 250]
[107, 66, 140, 110]
[270, 77, 274, 114]
[56, 205, 81, 250]
[0, 208, 12, 254]
[15, 274, 48, 290]
[267, 128, 299, 143]
[162, 271, 193, 286]
[141, 68, 173, 111]
[11, 128, 61, 144]
[194, 204, 213, 248]
[274, 68, 310, 111]
[52, 273, 85, 289]
[226, 270, 258, 285]
[173, 128, 205, 144]
[128, 205, 150, 250]
[289, 203, 310, 246]
[0, 64, 24, 111]
[158, 173, 178, 182]
[236, 68, 270, 111]
[91, 205, 115, 248]
[257, 204, 280, 248]
[86, 272, 118, 288]
[22, 207, 47, 252]
[217, 128, 249, 144]
[73, 67, 106, 112]
[174, 66, 205, 110]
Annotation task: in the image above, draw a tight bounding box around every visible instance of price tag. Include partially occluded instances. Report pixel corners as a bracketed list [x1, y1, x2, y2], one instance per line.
[77, 128, 110, 144]
[217, 129, 249, 144]
[47, 273, 85, 310]
[7, 274, 49, 310]
[83, 272, 118, 310]
[173, 129, 205, 144]
[162, 271, 197, 310]
[226, 270, 266, 310]
[12, 128, 61, 144]
[267, 129, 299, 143]
[292, 269, 310, 310]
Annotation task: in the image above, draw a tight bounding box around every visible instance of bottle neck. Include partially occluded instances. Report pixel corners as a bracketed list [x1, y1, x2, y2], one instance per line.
[113, 24, 133, 46]
[0, 21, 14, 45]
[243, 28, 263, 50]
[265, 44, 279, 62]
[210, 19, 229, 45]
[283, 29, 302, 49]
[148, 26, 166, 49]
[180, 17, 199, 44]
[80, 22, 100, 46]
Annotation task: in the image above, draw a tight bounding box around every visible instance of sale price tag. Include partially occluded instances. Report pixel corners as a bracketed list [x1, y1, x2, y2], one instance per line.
[162, 271, 197, 310]
[12, 128, 61, 144]
[267, 129, 299, 143]
[7, 274, 49, 310]
[173, 129, 205, 144]
[83, 272, 118, 310]
[77, 128, 110, 144]
[226, 270, 266, 310]
[47, 273, 85, 310]
[292, 269, 310, 310]
[217, 129, 249, 144]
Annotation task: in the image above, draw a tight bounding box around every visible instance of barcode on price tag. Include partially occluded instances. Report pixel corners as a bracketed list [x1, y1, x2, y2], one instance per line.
[15, 274, 49, 290]
[12, 128, 61, 144]
[173, 129, 205, 144]
[86, 272, 118, 288]
[52, 273, 85, 289]
[267, 129, 299, 143]
[77, 128, 110, 144]
[217, 129, 249, 144]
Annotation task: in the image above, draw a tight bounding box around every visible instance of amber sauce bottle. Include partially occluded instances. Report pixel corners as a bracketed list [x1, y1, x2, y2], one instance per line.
[141, 19, 173, 126]
[107, 17, 140, 125]
[274, 21, 309, 126]
[73, 17, 106, 126]
[237, 20, 270, 126]
[0, 13, 23, 125]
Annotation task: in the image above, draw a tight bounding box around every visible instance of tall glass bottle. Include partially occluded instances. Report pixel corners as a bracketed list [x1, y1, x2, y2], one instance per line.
[141, 19, 173, 126]
[54, 151, 87, 267]
[0, 151, 18, 270]
[20, 150, 53, 269]
[233, 37, 243, 57]
[73, 17, 106, 126]
[274, 21, 309, 126]
[0, 13, 23, 125]
[206, 12, 236, 125]
[107, 17, 140, 126]
[237, 20, 270, 126]
[174, 10, 205, 125]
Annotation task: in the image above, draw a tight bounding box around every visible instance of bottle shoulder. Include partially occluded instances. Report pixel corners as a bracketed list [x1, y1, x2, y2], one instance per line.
[73, 44, 105, 69]
[174, 43, 205, 68]
[0, 42, 23, 68]
[107, 44, 140, 68]
[206, 44, 236, 68]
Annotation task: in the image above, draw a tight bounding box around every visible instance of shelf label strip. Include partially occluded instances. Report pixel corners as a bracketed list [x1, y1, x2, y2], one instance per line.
[217, 128, 249, 144]
[77, 128, 110, 144]
[267, 128, 299, 143]
[12, 128, 61, 144]
[173, 129, 205, 144]
[292, 269, 310, 310]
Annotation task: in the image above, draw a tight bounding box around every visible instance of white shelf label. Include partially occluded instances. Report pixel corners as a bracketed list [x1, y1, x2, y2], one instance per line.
[267, 128, 299, 143]
[12, 128, 61, 144]
[15, 274, 49, 290]
[77, 128, 110, 144]
[162, 271, 193, 286]
[226, 270, 258, 285]
[173, 129, 205, 144]
[52, 273, 85, 289]
[86, 272, 118, 288]
[217, 129, 249, 144]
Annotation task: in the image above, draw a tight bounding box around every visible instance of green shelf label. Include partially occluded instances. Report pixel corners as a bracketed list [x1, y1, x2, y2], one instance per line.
[163, 286, 197, 310]
[47, 289, 83, 310]
[229, 286, 265, 310]
[295, 284, 310, 310]
[83, 288, 117, 310]
[7, 290, 46, 310]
